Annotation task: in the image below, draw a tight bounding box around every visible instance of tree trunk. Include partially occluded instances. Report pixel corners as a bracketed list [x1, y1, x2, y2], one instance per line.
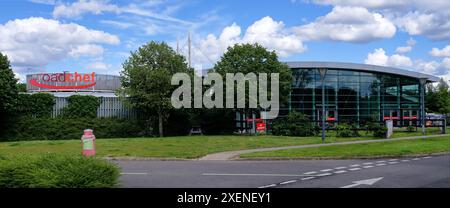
[158, 113, 164, 137]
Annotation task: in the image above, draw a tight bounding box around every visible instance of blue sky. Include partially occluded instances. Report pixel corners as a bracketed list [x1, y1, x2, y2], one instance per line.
[0, 0, 449, 83]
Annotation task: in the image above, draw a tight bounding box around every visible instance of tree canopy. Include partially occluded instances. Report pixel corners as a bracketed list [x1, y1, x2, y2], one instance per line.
[120, 41, 192, 137]
[213, 43, 292, 111]
[426, 78, 450, 115]
[0, 52, 18, 114]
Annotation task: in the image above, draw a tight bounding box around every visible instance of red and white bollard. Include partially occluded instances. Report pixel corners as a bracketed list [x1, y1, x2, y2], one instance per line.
[81, 129, 96, 156]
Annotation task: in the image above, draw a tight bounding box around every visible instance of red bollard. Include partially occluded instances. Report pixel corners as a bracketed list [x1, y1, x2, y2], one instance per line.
[81, 129, 96, 156]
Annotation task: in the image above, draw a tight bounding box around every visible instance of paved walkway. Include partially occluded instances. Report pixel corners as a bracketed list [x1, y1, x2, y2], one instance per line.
[198, 134, 450, 161]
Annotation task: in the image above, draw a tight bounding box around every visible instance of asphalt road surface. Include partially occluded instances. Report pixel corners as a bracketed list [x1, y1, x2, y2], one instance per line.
[115, 154, 450, 188]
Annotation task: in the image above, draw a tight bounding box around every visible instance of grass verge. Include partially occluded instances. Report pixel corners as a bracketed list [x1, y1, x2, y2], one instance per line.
[0, 154, 120, 188]
[0, 135, 375, 159]
[240, 136, 450, 159]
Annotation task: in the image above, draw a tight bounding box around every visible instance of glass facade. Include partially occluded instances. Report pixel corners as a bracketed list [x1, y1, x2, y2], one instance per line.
[286, 68, 423, 127]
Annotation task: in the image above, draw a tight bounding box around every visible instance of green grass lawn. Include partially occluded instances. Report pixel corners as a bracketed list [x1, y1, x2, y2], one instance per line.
[240, 136, 450, 159]
[0, 135, 374, 159]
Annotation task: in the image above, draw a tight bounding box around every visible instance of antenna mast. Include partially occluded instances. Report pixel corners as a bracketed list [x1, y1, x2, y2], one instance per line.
[188, 30, 191, 68]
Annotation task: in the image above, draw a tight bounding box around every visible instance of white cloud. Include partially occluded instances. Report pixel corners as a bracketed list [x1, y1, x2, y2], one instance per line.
[312, 0, 410, 9]
[364, 48, 412, 68]
[100, 20, 134, 29]
[0, 17, 119, 68]
[52, 0, 192, 26]
[53, 0, 120, 19]
[442, 57, 450, 69]
[29, 0, 56, 5]
[395, 38, 416, 53]
[293, 6, 396, 42]
[394, 11, 450, 40]
[69, 44, 104, 58]
[414, 60, 441, 75]
[88, 61, 109, 70]
[189, 16, 306, 66]
[311, 0, 450, 41]
[430, 45, 450, 58]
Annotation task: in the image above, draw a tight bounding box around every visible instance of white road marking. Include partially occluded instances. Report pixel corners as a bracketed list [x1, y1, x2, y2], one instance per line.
[320, 169, 334, 172]
[412, 158, 420, 160]
[340, 177, 383, 188]
[363, 162, 374, 165]
[388, 161, 399, 164]
[350, 164, 360, 167]
[334, 170, 347, 174]
[376, 163, 386, 166]
[401, 159, 410, 162]
[304, 171, 317, 175]
[258, 184, 276, 188]
[363, 165, 374, 168]
[316, 173, 332, 177]
[334, 167, 347, 170]
[280, 180, 297, 185]
[301, 177, 315, 180]
[349, 168, 361, 171]
[120, 172, 148, 175]
[422, 156, 432, 159]
[375, 160, 386, 163]
[202, 173, 314, 177]
[388, 159, 399, 161]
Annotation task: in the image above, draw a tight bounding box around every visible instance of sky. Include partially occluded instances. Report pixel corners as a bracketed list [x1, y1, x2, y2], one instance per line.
[0, 0, 449, 84]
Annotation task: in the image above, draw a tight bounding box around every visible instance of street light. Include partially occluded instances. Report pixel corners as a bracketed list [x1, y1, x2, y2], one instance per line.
[319, 69, 327, 143]
[419, 78, 427, 135]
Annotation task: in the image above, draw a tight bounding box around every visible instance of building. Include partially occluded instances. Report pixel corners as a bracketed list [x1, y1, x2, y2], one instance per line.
[26, 73, 136, 118]
[286, 62, 438, 127]
[236, 61, 439, 130]
[26, 61, 440, 127]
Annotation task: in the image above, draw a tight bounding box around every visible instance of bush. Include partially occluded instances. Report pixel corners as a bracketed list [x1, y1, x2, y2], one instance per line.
[336, 123, 359, 137]
[271, 112, 317, 137]
[406, 125, 415, 132]
[61, 95, 100, 118]
[1, 117, 143, 141]
[0, 154, 120, 188]
[16, 93, 55, 118]
[372, 125, 388, 138]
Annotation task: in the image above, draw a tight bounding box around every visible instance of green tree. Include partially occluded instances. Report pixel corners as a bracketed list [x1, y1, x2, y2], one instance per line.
[0, 53, 19, 134]
[120, 41, 192, 137]
[0, 53, 18, 113]
[426, 78, 450, 115]
[16, 83, 27, 93]
[213, 43, 292, 132]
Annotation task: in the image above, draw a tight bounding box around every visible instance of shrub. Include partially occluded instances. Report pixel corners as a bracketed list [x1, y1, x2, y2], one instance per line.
[0, 154, 120, 188]
[16, 93, 55, 118]
[271, 112, 317, 137]
[61, 95, 100, 118]
[336, 124, 356, 137]
[406, 125, 415, 132]
[1, 117, 143, 141]
[372, 125, 388, 138]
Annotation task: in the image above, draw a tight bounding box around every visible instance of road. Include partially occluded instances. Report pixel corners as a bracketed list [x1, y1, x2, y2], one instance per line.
[115, 154, 450, 188]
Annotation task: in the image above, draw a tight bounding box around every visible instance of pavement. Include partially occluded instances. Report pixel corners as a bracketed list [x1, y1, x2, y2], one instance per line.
[116, 154, 450, 188]
[199, 134, 450, 160]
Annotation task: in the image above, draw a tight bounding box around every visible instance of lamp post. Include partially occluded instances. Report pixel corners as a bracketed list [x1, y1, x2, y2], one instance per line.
[419, 78, 427, 135]
[319, 69, 327, 143]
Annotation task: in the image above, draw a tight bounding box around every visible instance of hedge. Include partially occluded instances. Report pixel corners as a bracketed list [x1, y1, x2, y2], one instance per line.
[1, 117, 144, 141]
[0, 154, 120, 188]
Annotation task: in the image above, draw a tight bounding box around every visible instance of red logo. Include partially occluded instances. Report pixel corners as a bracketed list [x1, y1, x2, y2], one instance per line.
[29, 72, 96, 90]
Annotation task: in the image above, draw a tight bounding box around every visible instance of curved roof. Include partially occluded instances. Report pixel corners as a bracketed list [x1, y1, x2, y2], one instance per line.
[286, 61, 439, 82]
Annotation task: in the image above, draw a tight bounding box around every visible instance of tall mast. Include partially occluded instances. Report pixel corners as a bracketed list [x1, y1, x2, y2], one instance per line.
[188, 30, 191, 68]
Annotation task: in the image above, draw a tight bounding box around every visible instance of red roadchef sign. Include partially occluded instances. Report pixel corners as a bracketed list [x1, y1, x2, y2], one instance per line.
[29, 72, 96, 90]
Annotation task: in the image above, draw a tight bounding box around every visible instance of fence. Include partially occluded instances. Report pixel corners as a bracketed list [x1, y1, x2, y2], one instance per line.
[52, 97, 137, 118]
